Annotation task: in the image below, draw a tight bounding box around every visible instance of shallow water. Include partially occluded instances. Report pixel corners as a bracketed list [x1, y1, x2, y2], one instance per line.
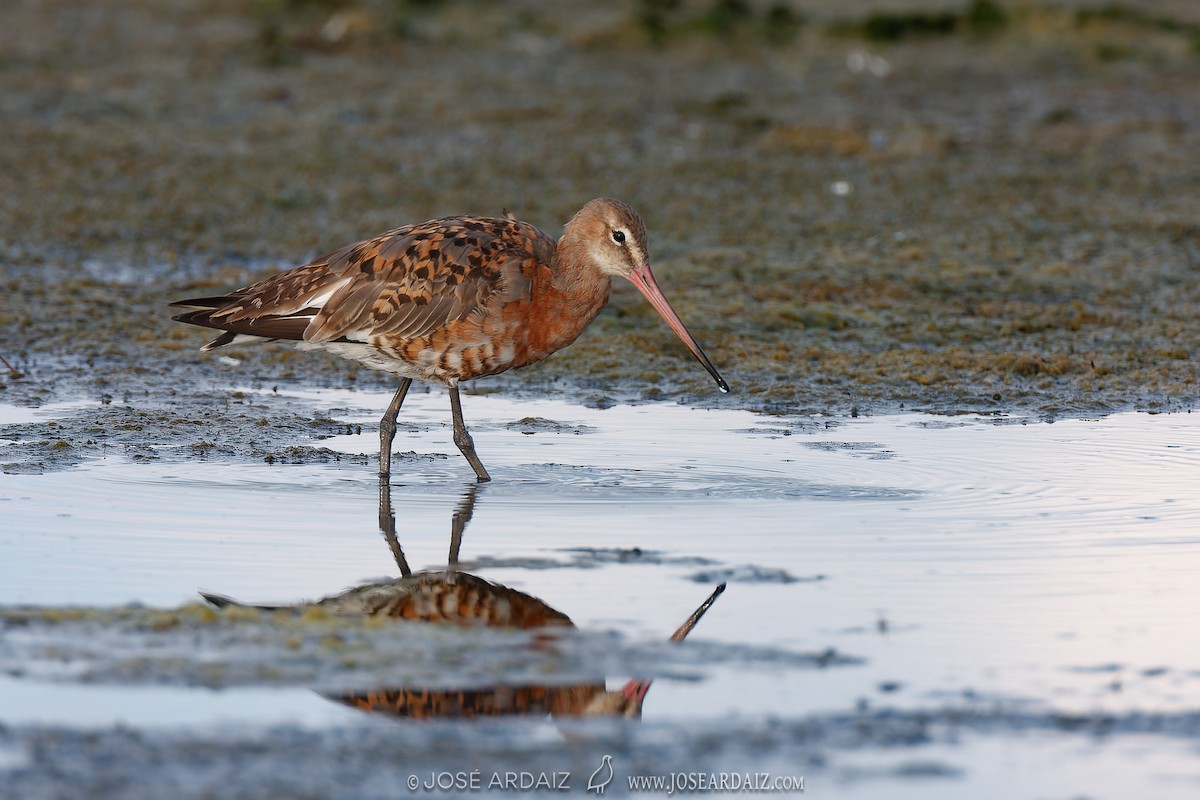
[2, 389, 1199, 796]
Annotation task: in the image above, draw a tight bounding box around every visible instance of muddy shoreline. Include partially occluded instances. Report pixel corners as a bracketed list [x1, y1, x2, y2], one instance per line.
[3, 2, 1198, 473]
[4, 707, 1197, 800]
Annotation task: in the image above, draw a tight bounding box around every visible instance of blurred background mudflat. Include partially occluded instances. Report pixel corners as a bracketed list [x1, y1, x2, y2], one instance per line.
[1, 0, 1197, 414]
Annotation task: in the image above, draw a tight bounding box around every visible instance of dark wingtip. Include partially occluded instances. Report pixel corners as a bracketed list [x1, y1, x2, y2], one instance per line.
[171, 307, 220, 333]
[198, 591, 237, 608]
[170, 296, 233, 310]
[199, 591, 287, 612]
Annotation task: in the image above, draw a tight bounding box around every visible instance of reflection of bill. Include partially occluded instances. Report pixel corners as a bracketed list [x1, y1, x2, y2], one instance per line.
[587, 754, 614, 794]
[199, 479, 726, 721]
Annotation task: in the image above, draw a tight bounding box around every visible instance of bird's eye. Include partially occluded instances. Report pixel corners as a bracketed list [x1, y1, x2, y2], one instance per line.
[611, 230, 626, 244]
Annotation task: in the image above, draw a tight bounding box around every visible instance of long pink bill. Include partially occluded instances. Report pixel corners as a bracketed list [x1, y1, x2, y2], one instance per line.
[621, 582, 727, 711]
[627, 265, 730, 393]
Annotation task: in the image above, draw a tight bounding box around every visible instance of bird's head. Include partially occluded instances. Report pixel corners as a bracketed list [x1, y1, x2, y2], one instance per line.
[570, 197, 652, 280]
[564, 198, 729, 393]
[582, 679, 651, 718]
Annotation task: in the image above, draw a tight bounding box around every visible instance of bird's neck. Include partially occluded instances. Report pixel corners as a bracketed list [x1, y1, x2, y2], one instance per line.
[512, 236, 611, 364]
[544, 235, 612, 327]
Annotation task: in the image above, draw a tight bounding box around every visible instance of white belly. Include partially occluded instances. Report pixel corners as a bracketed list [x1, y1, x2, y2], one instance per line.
[295, 341, 449, 385]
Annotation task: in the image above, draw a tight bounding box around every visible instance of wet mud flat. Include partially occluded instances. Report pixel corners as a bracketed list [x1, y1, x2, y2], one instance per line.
[4, 711, 1198, 800]
[2, 0, 1199, 422]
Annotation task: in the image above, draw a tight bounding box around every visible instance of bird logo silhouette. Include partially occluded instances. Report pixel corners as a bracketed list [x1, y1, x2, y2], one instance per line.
[587, 754, 614, 794]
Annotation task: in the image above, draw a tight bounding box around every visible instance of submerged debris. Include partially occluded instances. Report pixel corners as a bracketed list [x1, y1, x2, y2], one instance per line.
[686, 565, 821, 584]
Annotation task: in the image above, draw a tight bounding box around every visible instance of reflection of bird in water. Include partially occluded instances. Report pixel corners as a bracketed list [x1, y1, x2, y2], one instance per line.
[201, 479, 725, 719]
[587, 754, 614, 794]
[172, 199, 728, 482]
[202, 571, 570, 627]
[202, 572, 724, 719]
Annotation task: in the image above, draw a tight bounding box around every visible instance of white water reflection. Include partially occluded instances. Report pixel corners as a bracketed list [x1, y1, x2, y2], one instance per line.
[1, 389, 1199, 795]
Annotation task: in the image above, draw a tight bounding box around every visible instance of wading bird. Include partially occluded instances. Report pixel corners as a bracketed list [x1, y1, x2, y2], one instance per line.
[172, 199, 728, 481]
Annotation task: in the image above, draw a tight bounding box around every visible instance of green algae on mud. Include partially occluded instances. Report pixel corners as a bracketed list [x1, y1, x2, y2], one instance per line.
[1, 0, 1198, 454]
[0, 600, 581, 689]
[0, 599, 853, 690]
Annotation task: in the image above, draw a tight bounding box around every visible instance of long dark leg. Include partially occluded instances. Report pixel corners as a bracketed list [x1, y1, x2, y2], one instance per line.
[448, 385, 491, 482]
[378, 378, 412, 478]
[447, 482, 482, 573]
[378, 474, 412, 577]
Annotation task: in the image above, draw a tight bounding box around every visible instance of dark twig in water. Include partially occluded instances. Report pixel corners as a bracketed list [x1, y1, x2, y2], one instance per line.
[0, 353, 22, 378]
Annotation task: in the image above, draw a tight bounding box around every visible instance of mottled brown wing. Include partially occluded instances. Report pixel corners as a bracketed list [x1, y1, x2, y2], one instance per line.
[302, 216, 547, 344]
[331, 685, 570, 719]
[330, 682, 612, 719]
[318, 572, 575, 629]
[173, 216, 553, 345]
